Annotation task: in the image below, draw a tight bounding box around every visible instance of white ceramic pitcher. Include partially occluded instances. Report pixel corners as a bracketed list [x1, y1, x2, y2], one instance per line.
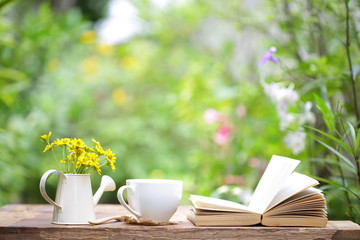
[39, 169, 116, 224]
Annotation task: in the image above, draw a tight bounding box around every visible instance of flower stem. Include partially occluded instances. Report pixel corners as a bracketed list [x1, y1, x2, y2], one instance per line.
[356, 157, 360, 187]
[46, 138, 62, 172]
[283, 0, 302, 62]
[345, 0, 360, 127]
[50, 148, 62, 172]
[335, 152, 355, 221]
[65, 146, 70, 173]
[99, 163, 107, 168]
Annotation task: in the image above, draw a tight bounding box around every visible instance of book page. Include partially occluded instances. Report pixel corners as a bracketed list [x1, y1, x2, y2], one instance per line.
[264, 172, 319, 212]
[188, 208, 261, 226]
[262, 215, 328, 227]
[264, 188, 326, 216]
[189, 195, 251, 213]
[248, 155, 300, 214]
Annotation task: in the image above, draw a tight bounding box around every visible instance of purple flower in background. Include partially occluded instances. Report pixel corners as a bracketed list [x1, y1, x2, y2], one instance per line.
[258, 46, 280, 66]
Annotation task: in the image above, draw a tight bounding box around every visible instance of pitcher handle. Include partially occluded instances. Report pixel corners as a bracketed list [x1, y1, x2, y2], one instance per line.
[117, 185, 141, 219]
[39, 169, 66, 209]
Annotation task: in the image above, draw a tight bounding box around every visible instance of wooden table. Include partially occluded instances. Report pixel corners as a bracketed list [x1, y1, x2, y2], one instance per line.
[0, 204, 359, 240]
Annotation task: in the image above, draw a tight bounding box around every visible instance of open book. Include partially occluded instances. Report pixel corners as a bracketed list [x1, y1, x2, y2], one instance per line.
[188, 155, 327, 227]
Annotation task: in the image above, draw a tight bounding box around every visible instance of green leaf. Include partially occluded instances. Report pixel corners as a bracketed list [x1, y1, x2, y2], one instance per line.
[0, 0, 16, 10]
[311, 175, 360, 200]
[314, 94, 334, 133]
[320, 81, 331, 110]
[305, 125, 353, 154]
[309, 157, 356, 174]
[347, 121, 357, 151]
[316, 139, 356, 170]
[0, 68, 30, 84]
[356, 127, 360, 154]
[353, 65, 360, 80]
[312, 175, 343, 188]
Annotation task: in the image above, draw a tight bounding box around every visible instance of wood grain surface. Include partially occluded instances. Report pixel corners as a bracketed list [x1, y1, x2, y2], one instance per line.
[0, 204, 359, 240]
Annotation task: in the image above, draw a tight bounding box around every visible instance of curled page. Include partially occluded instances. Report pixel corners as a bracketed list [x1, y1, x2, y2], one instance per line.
[248, 155, 300, 214]
[264, 172, 319, 212]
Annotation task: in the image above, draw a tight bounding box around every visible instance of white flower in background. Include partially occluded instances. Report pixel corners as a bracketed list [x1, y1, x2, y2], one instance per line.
[299, 101, 316, 125]
[233, 187, 253, 206]
[278, 111, 296, 131]
[263, 82, 299, 131]
[278, 85, 299, 108]
[261, 47, 314, 155]
[265, 83, 298, 111]
[284, 131, 306, 155]
[96, 0, 142, 45]
[263, 82, 281, 102]
[203, 108, 220, 124]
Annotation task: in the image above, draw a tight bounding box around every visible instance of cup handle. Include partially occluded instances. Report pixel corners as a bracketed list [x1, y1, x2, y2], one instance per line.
[39, 169, 66, 209]
[117, 185, 141, 219]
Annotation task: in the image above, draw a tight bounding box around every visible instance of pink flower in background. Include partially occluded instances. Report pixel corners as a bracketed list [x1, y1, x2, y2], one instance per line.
[258, 46, 279, 66]
[204, 108, 220, 124]
[214, 125, 231, 146]
[224, 175, 245, 185]
[249, 157, 261, 168]
[204, 108, 232, 146]
[236, 105, 247, 119]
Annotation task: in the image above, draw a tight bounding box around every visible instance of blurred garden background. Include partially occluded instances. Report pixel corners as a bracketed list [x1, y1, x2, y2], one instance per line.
[0, 0, 359, 223]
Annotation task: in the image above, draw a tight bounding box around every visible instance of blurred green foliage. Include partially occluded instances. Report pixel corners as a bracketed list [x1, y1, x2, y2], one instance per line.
[0, 0, 359, 223]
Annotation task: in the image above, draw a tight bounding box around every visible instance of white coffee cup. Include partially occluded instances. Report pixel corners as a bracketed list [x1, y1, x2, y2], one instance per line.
[117, 179, 183, 222]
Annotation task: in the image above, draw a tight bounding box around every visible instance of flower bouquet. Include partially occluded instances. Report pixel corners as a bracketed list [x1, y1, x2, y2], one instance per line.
[41, 131, 116, 174]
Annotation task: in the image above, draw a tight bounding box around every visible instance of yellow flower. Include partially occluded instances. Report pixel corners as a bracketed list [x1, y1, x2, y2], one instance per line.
[41, 132, 117, 174]
[55, 138, 71, 146]
[74, 148, 84, 155]
[67, 153, 75, 163]
[105, 149, 116, 172]
[54, 139, 61, 146]
[95, 144, 105, 155]
[43, 143, 55, 152]
[85, 146, 94, 152]
[105, 149, 116, 163]
[112, 88, 127, 106]
[61, 138, 71, 145]
[60, 159, 67, 163]
[76, 161, 81, 169]
[72, 138, 85, 148]
[120, 56, 137, 70]
[91, 138, 107, 155]
[80, 30, 96, 44]
[91, 138, 100, 146]
[78, 153, 89, 165]
[87, 152, 100, 166]
[97, 43, 114, 57]
[81, 57, 99, 75]
[48, 59, 60, 72]
[68, 143, 84, 156]
[108, 161, 115, 172]
[41, 131, 52, 142]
